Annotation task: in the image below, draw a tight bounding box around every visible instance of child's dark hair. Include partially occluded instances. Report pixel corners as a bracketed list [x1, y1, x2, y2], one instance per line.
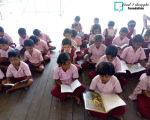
[144, 30, 150, 36]
[33, 29, 41, 36]
[24, 39, 34, 47]
[18, 28, 26, 35]
[73, 23, 79, 28]
[62, 38, 72, 46]
[128, 20, 136, 28]
[63, 28, 72, 36]
[94, 18, 99, 21]
[119, 27, 128, 34]
[29, 35, 39, 44]
[0, 26, 4, 32]
[94, 34, 102, 42]
[57, 52, 71, 66]
[108, 21, 115, 26]
[129, 34, 144, 46]
[8, 50, 20, 58]
[71, 29, 77, 37]
[74, 16, 80, 21]
[92, 24, 101, 34]
[106, 45, 118, 57]
[146, 68, 150, 76]
[96, 62, 115, 75]
[0, 38, 8, 44]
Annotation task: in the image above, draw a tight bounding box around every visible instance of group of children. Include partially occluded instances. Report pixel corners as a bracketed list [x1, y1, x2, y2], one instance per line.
[1, 15, 150, 119]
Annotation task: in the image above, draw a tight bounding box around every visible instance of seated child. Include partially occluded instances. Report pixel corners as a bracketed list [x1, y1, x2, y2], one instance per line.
[103, 21, 116, 46]
[112, 27, 129, 56]
[0, 26, 16, 48]
[142, 30, 150, 57]
[81, 34, 106, 69]
[120, 34, 146, 77]
[127, 20, 136, 39]
[1, 50, 33, 93]
[88, 45, 127, 85]
[33, 29, 56, 50]
[24, 39, 44, 72]
[88, 62, 125, 120]
[0, 69, 4, 92]
[61, 38, 81, 71]
[0, 38, 14, 70]
[29, 35, 51, 62]
[129, 69, 150, 119]
[18, 28, 29, 53]
[71, 16, 83, 31]
[90, 18, 99, 34]
[51, 53, 86, 104]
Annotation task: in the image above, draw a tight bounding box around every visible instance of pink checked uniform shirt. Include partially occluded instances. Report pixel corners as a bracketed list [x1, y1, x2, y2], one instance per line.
[0, 33, 13, 44]
[19, 35, 29, 46]
[71, 36, 82, 46]
[34, 39, 49, 52]
[0, 46, 14, 58]
[38, 33, 51, 43]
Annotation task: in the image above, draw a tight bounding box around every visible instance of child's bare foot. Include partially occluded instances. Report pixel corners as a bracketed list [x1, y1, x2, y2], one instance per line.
[73, 95, 82, 105]
[6, 88, 13, 94]
[138, 112, 142, 117]
[25, 87, 28, 90]
[57, 98, 60, 101]
[113, 115, 123, 120]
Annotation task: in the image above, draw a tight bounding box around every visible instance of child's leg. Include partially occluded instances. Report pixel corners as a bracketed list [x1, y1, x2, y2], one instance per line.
[51, 84, 68, 101]
[88, 110, 108, 120]
[74, 63, 81, 71]
[88, 70, 98, 79]
[81, 61, 91, 69]
[115, 74, 127, 85]
[31, 64, 44, 72]
[43, 53, 51, 61]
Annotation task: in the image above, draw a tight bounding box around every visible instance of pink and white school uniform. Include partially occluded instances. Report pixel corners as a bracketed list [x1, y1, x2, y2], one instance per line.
[120, 46, 146, 77]
[18, 35, 29, 53]
[38, 33, 51, 43]
[88, 55, 127, 85]
[143, 14, 150, 30]
[51, 64, 86, 100]
[112, 36, 129, 56]
[88, 75, 125, 119]
[6, 61, 32, 83]
[24, 48, 44, 69]
[127, 28, 136, 39]
[81, 44, 106, 69]
[0, 69, 4, 84]
[143, 37, 150, 57]
[61, 40, 77, 49]
[71, 23, 83, 31]
[34, 39, 51, 61]
[129, 73, 150, 119]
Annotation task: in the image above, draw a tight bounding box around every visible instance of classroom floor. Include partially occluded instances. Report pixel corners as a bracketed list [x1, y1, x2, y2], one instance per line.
[0, 0, 150, 119]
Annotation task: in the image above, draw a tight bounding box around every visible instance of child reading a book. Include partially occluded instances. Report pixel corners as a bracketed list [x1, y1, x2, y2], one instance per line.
[120, 34, 146, 77]
[61, 38, 81, 71]
[24, 39, 44, 72]
[142, 30, 150, 57]
[0, 69, 4, 92]
[18, 28, 29, 53]
[127, 20, 136, 39]
[33, 29, 56, 51]
[103, 21, 116, 46]
[129, 68, 150, 119]
[0, 38, 14, 70]
[29, 35, 51, 62]
[112, 27, 129, 56]
[88, 62, 125, 120]
[71, 16, 83, 31]
[90, 18, 99, 34]
[88, 45, 127, 85]
[81, 34, 106, 69]
[1, 50, 33, 93]
[0, 26, 16, 48]
[51, 53, 85, 104]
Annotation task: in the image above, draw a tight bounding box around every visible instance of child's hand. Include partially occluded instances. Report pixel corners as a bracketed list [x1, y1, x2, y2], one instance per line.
[144, 90, 150, 96]
[7, 80, 11, 84]
[33, 63, 39, 67]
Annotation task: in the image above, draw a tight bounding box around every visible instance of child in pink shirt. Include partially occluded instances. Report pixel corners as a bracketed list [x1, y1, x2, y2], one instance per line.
[1, 50, 33, 93]
[29, 35, 51, 62]
[129, 69, 150, 119]
[120, 34, 146, 77]
[0, 69, 4, 92]
[88, 62, 125, 120]
[88, 45, 126, 85]
[18, 28, 29, 53]
[0, 38, 14, 70]
[90, 18, 99, 34]
[71, 16, 83, 31]
[103, 21, 116, 46]
[127, 20, 136, 39]
[24, 39, 44, 72]
[33, 29, 56, 51]
[51, 52, 85, 104]
[112, 27, 129, 56]
[0, 26, 16, 48]
[81, 34, 106, 69]
[61, 38, 81, 71]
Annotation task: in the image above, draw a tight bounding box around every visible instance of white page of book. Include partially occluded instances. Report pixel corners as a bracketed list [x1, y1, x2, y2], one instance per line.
[120, 44, 128, 49]
[75, 47, 80, 52]
[78, 32, 84, 37]
[143, 48, 149, 50]
[4, 83, 15, 86]
[71, 79, 81, 91]
[120, 60, 129, 71]
[61, 84, 72, 93]
[101, 94, 126, 113]
[16, 46, 23, 50]
[128, 63, 145, 74]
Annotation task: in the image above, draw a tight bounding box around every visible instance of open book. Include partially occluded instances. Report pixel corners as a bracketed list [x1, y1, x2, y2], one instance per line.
[83, 91, 126, 113]
[75, 47, 80, 52]
[108, 28, 118, 36]
[61, 79, 81, 93]
[16, 46, 23, 51]
[116, 60, 145, 74]
[114, 44, 128, 49]
[77, 32, 84, 37]
[4, 80, 26, 87]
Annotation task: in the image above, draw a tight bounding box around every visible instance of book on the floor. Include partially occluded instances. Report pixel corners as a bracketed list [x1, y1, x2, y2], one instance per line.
[61, 79, 81, 93]
[75, 47, 80, 52]
[77, 32, 84, 37]
[114, 44, 128, 49]
[16, 46, 23, 51]
[116, 60, 145, 74]
[4, 80, 26, 87]
[83, 91, 126, 113]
